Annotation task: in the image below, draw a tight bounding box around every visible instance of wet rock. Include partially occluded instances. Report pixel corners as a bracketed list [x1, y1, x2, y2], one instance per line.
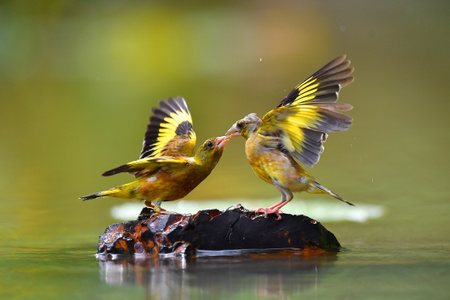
[97, 204, 341, 257]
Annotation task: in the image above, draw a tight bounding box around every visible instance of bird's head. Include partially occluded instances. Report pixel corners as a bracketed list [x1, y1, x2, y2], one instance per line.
[226, 113, 262, 139]
[195, 136, 231, 166]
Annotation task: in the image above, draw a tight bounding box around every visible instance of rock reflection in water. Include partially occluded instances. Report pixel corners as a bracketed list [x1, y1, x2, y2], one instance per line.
[98, 250, 337, 299]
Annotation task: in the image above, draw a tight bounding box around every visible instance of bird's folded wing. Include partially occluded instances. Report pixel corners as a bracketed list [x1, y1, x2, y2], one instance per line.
[277, 55, 354, 108]
[140, 96, 197, 159]
[260, 104, 352, 167]
[102, 156, 190, 177]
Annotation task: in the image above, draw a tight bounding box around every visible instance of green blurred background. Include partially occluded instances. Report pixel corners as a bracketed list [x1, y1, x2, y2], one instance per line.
[1, 1, 449, 299]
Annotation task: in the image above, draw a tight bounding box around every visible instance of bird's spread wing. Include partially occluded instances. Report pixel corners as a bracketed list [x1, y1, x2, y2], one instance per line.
[260, 103, 353, 167]
[102, 156, 190, 177]
[277, 55, 354, 108]
[140, 96, 196, 159]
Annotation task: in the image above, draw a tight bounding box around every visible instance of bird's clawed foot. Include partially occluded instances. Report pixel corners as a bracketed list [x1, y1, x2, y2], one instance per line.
[154, 206, 168, 213]
[252, 207, 283, 220]
[252, 199, 291, 220]
[144, 199, 168, 213]
[144, 204, 167, 212]
[154, 210, 178, 216]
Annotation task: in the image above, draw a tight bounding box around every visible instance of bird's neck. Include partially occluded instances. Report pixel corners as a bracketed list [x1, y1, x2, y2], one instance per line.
[242, 129, 258, 140]
[193, 154, 220, 170]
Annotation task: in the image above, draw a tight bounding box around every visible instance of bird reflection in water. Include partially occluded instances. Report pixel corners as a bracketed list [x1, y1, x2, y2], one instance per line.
[98, 250, 338, 299]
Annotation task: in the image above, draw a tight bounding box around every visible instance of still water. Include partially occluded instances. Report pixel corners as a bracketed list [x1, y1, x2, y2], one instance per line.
[1, 1, 450, 299]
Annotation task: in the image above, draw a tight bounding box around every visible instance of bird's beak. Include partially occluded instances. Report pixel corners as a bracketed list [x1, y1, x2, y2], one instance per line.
[216, 135, 232, 150]
[225, 123, 241, 138]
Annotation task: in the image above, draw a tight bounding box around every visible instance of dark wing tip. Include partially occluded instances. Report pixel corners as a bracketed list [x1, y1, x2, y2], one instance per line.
[102, 164, 130, 176]
[278, 55, 354, 107]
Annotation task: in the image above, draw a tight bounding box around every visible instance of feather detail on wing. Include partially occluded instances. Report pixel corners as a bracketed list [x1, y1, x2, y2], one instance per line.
[102, 156, 190, 177]
[278, 55, 354, 107]
[260, 103, 353, 167]
[140, 97, 196, 159]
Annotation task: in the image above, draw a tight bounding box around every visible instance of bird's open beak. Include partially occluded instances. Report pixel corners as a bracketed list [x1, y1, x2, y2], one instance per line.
[225, 123, 241, 138]
[216, 135, 232, 150]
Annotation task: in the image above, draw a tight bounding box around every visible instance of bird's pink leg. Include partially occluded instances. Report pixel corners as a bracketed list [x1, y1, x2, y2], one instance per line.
[253, 185, 293, 220]
[268, 200, 289, 211]
[253, 200, 289, 220]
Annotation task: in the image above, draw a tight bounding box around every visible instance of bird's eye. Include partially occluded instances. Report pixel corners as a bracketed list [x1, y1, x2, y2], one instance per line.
[206, 140, 214, 148]
[237, 122, 243, 129]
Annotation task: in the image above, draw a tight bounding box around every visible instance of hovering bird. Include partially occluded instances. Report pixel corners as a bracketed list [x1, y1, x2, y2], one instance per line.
[226, 55, 355, 218]
[80, 97, 231, 212]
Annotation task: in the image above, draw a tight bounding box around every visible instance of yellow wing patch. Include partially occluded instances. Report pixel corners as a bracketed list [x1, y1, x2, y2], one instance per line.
[140, 97, 196, 159]
[294, 77, 320, 102]
[154, 108, 195, 155]
[260, 104, 352, 167]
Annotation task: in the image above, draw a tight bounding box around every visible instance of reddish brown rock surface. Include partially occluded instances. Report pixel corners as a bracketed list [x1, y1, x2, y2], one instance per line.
[97, 205, 341, 257]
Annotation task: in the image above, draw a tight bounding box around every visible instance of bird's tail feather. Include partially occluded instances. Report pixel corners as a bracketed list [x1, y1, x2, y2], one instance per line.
[80, 192, 102, 201]
[311, 181, 354, 206]
[80, 188, 121, 201]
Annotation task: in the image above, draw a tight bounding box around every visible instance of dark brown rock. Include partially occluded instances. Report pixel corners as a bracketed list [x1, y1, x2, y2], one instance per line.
[97, 204, 341, 257]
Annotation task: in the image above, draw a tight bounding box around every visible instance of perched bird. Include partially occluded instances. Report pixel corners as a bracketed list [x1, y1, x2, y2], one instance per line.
[80, 96, 231, 212]
[226, 55, 355, 218]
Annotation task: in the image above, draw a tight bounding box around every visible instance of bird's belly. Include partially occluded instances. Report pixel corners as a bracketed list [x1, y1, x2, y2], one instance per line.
[251, 163, 273, 184]
[247, 150, 310, 191]
[247, 152, 273, 184]
[246, 151, 287, 184]
[138, 171, 201, 201]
